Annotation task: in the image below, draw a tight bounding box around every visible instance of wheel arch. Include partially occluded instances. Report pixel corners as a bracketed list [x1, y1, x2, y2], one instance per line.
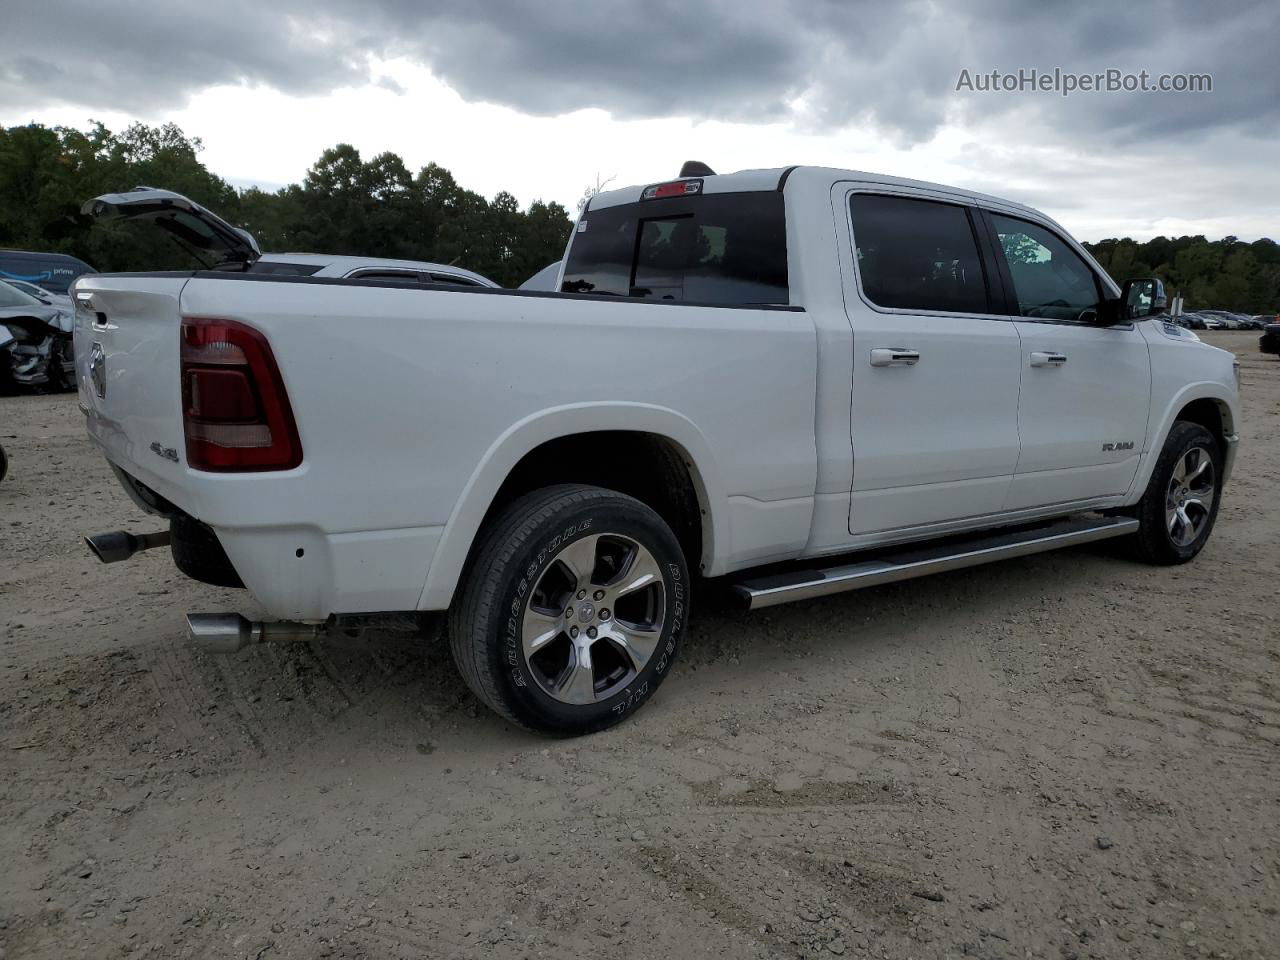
[1128, 383, 1238, 501]
[418, 403, 725, 610]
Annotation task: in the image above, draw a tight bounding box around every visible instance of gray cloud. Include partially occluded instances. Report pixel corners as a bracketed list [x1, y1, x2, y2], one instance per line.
[2, 0, 1276, 147]
[0, 1, 365, 113]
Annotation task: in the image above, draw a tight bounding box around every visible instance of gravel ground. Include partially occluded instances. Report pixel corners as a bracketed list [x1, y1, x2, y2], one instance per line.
[1, 331, 1277, 960]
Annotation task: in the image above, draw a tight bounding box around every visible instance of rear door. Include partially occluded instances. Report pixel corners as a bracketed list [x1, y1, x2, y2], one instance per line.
[980, 211, 1151, 509]
[841, 189, 1023, 535]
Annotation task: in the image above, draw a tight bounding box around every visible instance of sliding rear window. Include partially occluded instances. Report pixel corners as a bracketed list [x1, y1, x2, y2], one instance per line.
[562, 191, 788, 306]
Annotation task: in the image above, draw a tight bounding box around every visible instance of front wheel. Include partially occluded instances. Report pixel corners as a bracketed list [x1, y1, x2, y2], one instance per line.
[449, 485, 689, 735]
[1124, 421, 1223, 564]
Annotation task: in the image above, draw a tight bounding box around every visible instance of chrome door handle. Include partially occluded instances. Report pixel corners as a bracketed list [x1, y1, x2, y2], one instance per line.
[869, 348, 920, 367]
[1029, 351, 1068, 367]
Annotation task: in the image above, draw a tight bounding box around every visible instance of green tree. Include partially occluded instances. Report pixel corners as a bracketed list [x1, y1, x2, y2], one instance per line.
[1085, 233, 1280, 314]
[0, 121, 573, 287]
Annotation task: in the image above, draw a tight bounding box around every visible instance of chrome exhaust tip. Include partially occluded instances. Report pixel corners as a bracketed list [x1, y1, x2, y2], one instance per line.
[186, 613, 260, 654]
[84, 529, 171, 564]
[185, 613, 322, 654]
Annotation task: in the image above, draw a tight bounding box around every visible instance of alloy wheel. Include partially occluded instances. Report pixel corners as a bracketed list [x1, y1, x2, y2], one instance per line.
[520, 534, 666, 705]
[1165, 446, 1216, 548]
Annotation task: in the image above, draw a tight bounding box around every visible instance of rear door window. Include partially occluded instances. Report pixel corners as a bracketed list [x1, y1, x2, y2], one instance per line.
[849, 194, 991, 314]
[562, 191, 788, 306]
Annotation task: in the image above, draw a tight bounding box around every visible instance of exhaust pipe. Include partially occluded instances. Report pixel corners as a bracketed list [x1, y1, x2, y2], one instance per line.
[185, 613, 322, 654]
[85, 529, 171, 564]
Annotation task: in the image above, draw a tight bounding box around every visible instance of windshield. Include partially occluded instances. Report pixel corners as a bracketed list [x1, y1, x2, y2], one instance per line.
[0, 281, 43, 308]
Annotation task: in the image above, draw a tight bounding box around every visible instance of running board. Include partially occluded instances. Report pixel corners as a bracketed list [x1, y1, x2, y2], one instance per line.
[734, 515, 1139, 610]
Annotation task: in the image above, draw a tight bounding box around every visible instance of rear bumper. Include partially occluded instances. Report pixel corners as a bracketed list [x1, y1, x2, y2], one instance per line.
[100, 448, 444, 620]
[1260, 332, 1280, 355]
[215, 524, 444, 620]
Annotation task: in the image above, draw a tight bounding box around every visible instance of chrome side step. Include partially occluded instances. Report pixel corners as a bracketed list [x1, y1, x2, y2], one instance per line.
[734, 515, 1139, 610]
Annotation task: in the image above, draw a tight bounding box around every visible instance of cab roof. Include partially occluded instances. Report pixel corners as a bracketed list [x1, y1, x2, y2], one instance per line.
[586, 164, 1050, 225]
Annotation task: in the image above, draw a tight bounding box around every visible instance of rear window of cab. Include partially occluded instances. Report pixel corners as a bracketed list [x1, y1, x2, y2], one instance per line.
[561, 191, 788, 306]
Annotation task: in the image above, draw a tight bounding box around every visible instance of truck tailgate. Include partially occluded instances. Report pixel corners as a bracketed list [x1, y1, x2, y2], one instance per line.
[73, 274, 192, 507]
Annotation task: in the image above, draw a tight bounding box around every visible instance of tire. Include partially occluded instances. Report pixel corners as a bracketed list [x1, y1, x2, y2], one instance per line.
[449, 484, 689, 735]
[0, 443, 7, 483]
[1124, 421, 1223, 565]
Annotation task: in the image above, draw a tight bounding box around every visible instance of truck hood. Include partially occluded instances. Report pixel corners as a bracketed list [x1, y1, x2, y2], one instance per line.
[83, 187, 261, 266]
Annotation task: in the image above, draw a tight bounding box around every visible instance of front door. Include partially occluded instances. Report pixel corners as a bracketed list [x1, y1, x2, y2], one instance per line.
[843, 190, 1024, 536]
[983, 212, 1152, 509]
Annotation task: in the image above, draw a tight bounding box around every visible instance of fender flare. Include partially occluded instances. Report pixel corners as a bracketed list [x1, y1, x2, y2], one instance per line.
[417, 402, 725, 609]
[1127, 381, 1238, 499]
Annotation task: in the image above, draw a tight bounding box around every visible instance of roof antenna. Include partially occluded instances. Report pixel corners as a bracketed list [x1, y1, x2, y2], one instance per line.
[679, 160, 716, 178]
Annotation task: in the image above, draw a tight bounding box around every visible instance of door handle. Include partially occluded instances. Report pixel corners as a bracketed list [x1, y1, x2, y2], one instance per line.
[870, 348, 920, 367]
[1029, 351, 1068, 367]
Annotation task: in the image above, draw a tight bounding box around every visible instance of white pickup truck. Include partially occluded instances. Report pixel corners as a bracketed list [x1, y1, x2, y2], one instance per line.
[74, 164, 1241, 734]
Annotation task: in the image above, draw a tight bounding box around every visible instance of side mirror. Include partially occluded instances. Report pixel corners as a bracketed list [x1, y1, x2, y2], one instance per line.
[1120, 277, 1168, 320]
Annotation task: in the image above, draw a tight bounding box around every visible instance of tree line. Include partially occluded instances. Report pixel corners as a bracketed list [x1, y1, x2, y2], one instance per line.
[1084, 235, 1280, 315]
[0, 122, 573, 287]
[1, 120, 1277, 310]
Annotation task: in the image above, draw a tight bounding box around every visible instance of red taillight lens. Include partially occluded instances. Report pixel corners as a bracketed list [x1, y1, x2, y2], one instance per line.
[180, 317, 302, 471]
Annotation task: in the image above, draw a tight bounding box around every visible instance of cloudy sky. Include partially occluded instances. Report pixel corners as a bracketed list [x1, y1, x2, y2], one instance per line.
[2, 0, 1277, 241]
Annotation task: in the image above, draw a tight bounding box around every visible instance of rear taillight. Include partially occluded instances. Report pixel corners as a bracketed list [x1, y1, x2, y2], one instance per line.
[180, 317, 301, 471]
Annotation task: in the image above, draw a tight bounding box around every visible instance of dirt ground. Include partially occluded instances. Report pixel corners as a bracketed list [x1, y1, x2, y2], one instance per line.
[1, 331, 1277, 960]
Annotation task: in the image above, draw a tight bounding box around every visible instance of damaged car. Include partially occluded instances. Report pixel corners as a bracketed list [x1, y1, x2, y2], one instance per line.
[0, 281, 75, 393]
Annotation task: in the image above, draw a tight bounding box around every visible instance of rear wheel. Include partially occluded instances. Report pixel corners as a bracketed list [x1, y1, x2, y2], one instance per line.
[1124, 421, 1223, 564]
[449, 485, 688, 735]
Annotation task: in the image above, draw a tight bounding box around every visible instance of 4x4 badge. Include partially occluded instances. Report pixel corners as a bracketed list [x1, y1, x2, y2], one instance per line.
[89, 342, 106, 398]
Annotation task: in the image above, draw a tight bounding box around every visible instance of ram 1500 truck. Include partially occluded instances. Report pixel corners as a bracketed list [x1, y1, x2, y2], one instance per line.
[74, 165, 1241, 734]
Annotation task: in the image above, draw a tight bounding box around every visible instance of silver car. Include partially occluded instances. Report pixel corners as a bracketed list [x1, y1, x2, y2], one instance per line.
[2, 278, 73, 312]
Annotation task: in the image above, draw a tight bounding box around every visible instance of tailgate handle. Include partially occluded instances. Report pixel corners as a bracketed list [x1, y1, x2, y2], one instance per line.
[77, 294, 113, 330]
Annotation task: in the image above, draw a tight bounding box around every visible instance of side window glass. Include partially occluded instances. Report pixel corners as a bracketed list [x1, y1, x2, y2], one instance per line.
[989, 214, 1100, 322]
[849, 194, 990, 314]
